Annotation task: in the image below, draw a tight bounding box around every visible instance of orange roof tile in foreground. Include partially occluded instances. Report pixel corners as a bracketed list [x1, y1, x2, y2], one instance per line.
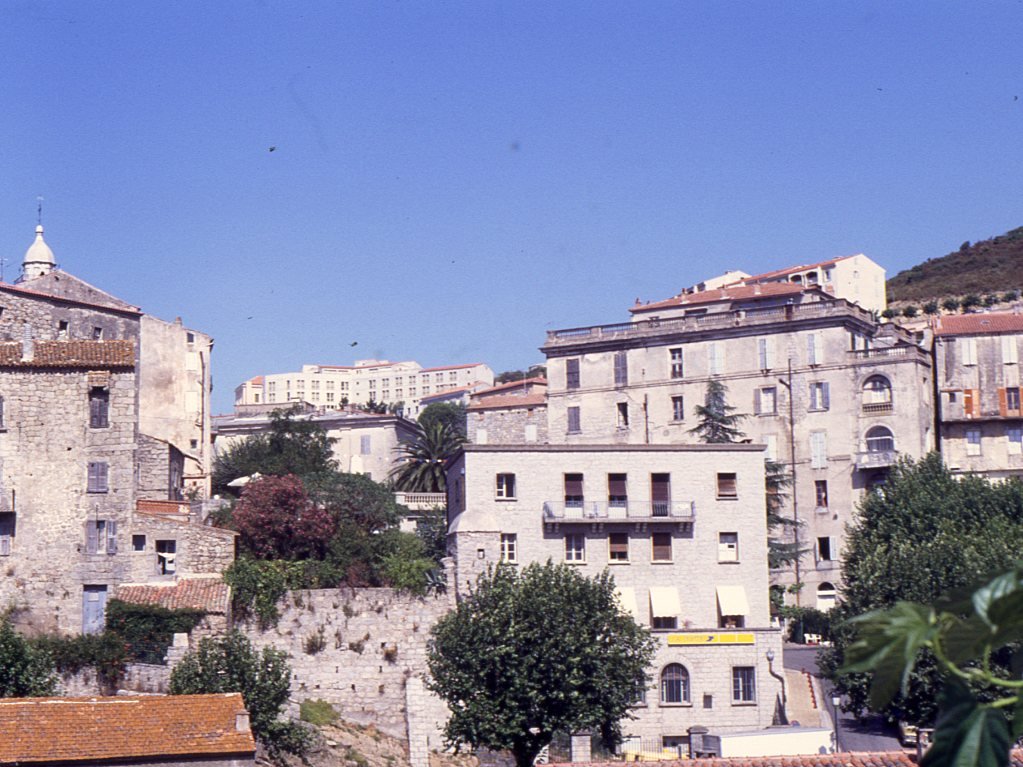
[933, 311, 1023, 336]
[0, 693, 255, 764]
[555, 753, 915, 767]
[468, 391, 547, 410]
[736, 254, 856, 284]
[631, 283, 818, 313]
[115, 577, 230, 613]
[0, 340, 135, 368]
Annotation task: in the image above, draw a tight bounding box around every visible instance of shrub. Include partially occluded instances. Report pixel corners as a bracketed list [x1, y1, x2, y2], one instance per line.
[303, 628, 326, 655]
[984, 293, 999, 306]
[0, 618, 57, 697]
[922, 300, 939, 315]
[31, 631, 128, 692]
[299, 698, 339, 726]
[962, 293, 982, 310]
[104, 600, 205, 664]
[881, 308, 896, 319]
[1001, 290, 1019, 303]
[901, 305, 918, 318]
[225, 557, 302, 629]
[942, 297, 961, 312]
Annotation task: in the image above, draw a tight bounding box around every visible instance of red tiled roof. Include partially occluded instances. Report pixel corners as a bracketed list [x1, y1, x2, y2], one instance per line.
[136, 499, 191, 516]
[0, 693, 255, 763]
[115, 577, 230, 614]
[933, 311, 1023, 336]
[737, 254, 856, 283]
[0, 340, 135, 368]
[473, 377, 548, 396]
[631, 283, 819, 313]
[468, 392, 547, 410]
[559, 752, 915, 767]
[249, 375, 264, 385]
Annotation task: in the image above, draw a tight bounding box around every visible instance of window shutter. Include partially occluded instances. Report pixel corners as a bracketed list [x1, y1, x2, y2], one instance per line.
[107, 521, 117, 554]
[754, 389, 762, 415]
[1000, 388, 1008, 417]
[972, 388, 981, 417]
[822, 382, 830, 410]
[963, 338, 977, 365]
[86, 522, 98, 554]
[1003, 336, 1019, 365]
[807, 334, 816, 365]
[810, 431, 828, 469]
[87, 462, 98, 492]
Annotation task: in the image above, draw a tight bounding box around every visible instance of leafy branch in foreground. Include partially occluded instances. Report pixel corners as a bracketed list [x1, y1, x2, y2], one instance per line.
[842, 563, 1023, 767]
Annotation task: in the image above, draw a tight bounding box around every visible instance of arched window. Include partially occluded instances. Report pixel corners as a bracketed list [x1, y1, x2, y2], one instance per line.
[817, 582, 837, 611]
[862, 375, 893, 408]
[865, 426, 895, 453]
[660, 663, 690, 704]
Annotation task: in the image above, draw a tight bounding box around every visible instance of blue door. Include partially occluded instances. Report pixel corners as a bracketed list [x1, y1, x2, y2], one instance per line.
[82, 585, 108, 634]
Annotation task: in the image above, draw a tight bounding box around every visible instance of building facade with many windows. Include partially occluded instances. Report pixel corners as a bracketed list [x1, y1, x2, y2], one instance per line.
[539, 284, 934, 607]
[447, 444, 784, 749]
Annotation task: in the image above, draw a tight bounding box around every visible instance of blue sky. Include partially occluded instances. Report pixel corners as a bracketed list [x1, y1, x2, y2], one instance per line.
[2, 2, 1021, 412]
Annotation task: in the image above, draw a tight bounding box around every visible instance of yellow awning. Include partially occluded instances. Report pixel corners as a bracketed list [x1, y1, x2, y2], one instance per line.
[616, 587, 640, 619]
[649, 586, 681, 618]
[716, 585, 750, 616]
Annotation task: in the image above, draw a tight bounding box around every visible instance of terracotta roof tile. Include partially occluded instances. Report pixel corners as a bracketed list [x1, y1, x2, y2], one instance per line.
[115, 577, 230, 614]
[136, 499, 192, 516]
[737, 254, 854, 283]
[0, 340, 135, 368]
[468, 392, 547, 410]
[0, 693, 254, 763]
[631, 283, 819, 313]
[933, 311, 1023, 336]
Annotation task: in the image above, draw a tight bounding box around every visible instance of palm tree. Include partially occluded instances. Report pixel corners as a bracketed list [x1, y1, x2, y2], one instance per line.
[390, 422, 465, 492]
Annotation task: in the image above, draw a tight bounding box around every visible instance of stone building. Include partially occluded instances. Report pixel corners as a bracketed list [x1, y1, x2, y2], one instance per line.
[467, 377, 548, 445]
[933, 311, 1023, 480]
[0, 224, 227, 634]
[539, 283, 934, 607]
[446, 443, 784, 751]
[235, 359, 494, 419]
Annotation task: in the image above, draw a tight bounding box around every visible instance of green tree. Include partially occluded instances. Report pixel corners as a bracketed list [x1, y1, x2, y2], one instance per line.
[170, 631, 309, 759]
[495, 364, 547, 384]
[923, 300, 939, 315]
[689, 379, 746, 444]
[819, 455, 1023, 726]
[0, 617, 56, 697]
[765, 459, 801, 569]
[390, 422, 464, 493]
[942, 297, 961, 312]
[843, 563, 1023, 767]
[232, 475, 336, 560]
[902, 305, 919, 318]
[418, 402, 468, 438]
[962, 294, 983, 310]
[212, 408, 336, 494]
[881, 308, 897, 319]
[427, 563, 655, 767]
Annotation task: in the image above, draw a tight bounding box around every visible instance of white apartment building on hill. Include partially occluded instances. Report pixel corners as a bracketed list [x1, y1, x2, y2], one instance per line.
[235, 360, 494, 419]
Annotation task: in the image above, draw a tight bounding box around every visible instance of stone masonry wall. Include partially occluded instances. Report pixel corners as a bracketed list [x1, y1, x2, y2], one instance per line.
[240, 587, 454, 741]
[0, 283, 141, 344]
[469, 405, 548, 445]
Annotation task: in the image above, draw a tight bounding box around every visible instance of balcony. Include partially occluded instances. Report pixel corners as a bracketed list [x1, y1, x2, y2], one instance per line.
[543, 301, 875, 349]
[542, 500, 695, 524]
[855, 450, 899, 470]
[861, 401, 893, 414]
[394, 492, 446, 511]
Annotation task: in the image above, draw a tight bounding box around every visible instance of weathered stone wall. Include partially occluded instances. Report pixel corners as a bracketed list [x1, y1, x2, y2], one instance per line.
[137, 434, 179, 500]
[0, 367, 138, 634]
[129, 513, 237, 580]
[469, 405, 548, 445]
[57, 662, 174, 697]
[241, 587, 454, 740]
[0, 281, 141, 343]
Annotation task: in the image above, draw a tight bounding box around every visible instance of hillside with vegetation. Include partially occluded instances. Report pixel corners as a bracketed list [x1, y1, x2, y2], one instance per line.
[887, 226, 1023, 303]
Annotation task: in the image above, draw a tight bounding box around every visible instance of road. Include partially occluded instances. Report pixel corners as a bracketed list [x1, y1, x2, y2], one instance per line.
[783, 644, 904, 753]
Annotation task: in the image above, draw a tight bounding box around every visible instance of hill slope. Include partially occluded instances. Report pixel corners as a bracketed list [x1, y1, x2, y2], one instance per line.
[887, 226, 1023, 302]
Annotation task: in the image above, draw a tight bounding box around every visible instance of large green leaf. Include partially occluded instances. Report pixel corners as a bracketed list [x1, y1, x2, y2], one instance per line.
[921, 681, 1011, 767]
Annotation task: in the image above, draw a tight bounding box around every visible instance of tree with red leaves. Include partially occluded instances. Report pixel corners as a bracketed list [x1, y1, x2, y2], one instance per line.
[233, 474, 336, 560]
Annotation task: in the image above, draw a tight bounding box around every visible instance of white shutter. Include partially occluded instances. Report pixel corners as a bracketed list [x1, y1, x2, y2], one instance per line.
[810, 431, 828, 469]
[764, 435, 778, 462]
[1002, 336, 1019, 365]
[758, 338, 773, 370]
[807, 332, 823, 365]
[708, 343, 721, 375]
[962, 338, 977, 366]
[754, 389, 762, 415]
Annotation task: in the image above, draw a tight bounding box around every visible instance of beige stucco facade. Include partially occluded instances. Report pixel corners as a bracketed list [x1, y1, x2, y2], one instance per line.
[447, 444, 783, 748]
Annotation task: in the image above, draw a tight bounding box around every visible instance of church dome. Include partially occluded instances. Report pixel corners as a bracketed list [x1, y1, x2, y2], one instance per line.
[22, 224, 55, 280]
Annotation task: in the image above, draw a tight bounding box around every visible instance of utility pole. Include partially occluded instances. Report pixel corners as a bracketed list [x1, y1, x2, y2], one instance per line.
[778, 359, 801, 605]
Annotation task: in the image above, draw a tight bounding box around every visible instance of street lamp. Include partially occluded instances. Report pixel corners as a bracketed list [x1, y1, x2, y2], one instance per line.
[831, 694, 842, 752]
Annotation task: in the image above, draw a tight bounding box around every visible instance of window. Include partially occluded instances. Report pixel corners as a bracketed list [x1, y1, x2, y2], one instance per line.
[816, 536, 835, 562]
[495, 473, 516, 499]
[660, 664, 690, 704]
[732, 667, 756, 703]
[89, 388, 109, 428]
[815, 480, 829, 509]
[0, 395, 5, 429]
[1003, 336, 1019, 365]
[865, 426, 895, 453]
[87, 462, 109, 493]
[500, 534, 517, 563]
[567, 406, 581, 433]
[809, 382, 830, 411]
[652, 532, 672, 562]
[132, 534, 146, 552]
[1008, 426, 1023, 455]
[758, 337, 774, 370]
[616, 402, 629, 429]
[755, 387, 776, 415]
[863, 375, 893, 410]
[614, 351, 628, 386]
[608, 473, 628, 508]
[669, 347, 684, 379]
[360, 435, 371, 455]
[92, 326, 103, 340]
[0, 513, 15, 556]
[961, 338, 978, 366]
[817, 582, 838, 611]
[85, 519, 117, 554]
[156, 539, 176, 574]
[963, 388, 979, 417]
[716, 472, 737, 499]
[966, 428, 982, 456]
[718, 532, 739, 562]
[810, 430, 828, 469]
[807, 332, 823, 365]
[564, 473, 584, 508]
[707, 343, 723, 375]
[651, 474, 671, 516]
[566, 358, 580, 390]
[186, 332, 195, 344]
[1006, 387, 1022, 412]
[609, 533, 629, 562]
[57, 320, 69, 339]
[565, 534, 585, 562]
[671, 395, 685, 421]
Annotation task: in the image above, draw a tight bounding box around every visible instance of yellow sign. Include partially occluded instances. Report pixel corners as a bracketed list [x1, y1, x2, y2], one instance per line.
[667, 632, 755, 646]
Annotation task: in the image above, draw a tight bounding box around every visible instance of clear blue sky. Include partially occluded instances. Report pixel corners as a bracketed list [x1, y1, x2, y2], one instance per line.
[2, 2, 1021, 413]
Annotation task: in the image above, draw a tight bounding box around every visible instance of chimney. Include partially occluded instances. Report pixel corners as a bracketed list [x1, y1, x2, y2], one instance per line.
[21, 324, 33, 362]
[236, 711, 251, 732]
